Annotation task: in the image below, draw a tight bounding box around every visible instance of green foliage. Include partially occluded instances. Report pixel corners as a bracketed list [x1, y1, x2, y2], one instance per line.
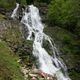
[47, 0, 80, 32]
[0, 0, 27, 10]
[0, 0, 16, 10]
[21, 0, 27, 5]
[69, 70, 80, 80]
[75, 20, 80, 37]
[0, 41, 24, 80]
[16, 0, 27, 5]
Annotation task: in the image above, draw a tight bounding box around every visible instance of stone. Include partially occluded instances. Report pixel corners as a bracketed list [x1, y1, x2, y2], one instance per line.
[29, 73, 37, 77]
[31, 77, 36, 80]
[32, 68, 39, 74]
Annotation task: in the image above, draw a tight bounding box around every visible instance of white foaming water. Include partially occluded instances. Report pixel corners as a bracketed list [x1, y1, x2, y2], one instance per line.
[11, 3, 19, 19]
[11, 4, 71, 80]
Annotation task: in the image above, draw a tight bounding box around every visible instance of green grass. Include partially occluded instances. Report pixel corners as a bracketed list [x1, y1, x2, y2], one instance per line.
[0, 41, 24, 80]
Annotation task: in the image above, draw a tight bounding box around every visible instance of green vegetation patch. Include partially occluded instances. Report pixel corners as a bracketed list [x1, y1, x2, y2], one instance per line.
[47, 0, 80, 35]
[0, 0, 16, 10]
[0, 41, 24, 80]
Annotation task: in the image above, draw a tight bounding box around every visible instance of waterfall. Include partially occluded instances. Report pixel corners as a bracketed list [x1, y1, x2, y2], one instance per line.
[11, 3, 19, 19]
[11, 4, 71, 80]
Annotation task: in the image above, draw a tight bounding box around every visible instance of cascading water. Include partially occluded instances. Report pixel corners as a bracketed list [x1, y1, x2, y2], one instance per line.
[11, 3, 19, 19]
[11, 3, 71, 80]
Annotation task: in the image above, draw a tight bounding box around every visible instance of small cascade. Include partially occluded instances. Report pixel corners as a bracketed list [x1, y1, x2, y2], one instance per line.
[11, 3, 71, 80]
[11, 3, 19, 19]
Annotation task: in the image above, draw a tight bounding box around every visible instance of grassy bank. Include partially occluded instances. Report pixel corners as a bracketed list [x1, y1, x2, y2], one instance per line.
[0, 41, 24, 80]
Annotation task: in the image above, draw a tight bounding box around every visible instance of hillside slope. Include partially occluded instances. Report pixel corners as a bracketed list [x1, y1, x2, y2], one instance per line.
[0, 41, 24, 80]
